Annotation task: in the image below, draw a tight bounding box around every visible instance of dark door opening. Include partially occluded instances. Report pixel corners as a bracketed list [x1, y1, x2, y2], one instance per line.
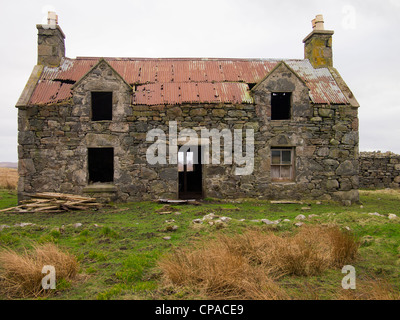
[88, 148, 114, 183]
[178, 145, 203, 200]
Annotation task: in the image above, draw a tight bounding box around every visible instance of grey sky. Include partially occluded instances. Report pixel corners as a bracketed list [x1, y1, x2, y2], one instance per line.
[0, 0, 399, 162]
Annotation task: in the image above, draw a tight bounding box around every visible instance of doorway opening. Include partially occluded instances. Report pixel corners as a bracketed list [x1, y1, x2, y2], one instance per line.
[178, 145, 203, 200]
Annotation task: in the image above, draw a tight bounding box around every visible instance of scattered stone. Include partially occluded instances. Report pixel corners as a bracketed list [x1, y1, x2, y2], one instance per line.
[163, 236, 171, 241]
[192, 219, 203, 224]
[250, 220, 260, 223]
[0, 225, 10, 231]
[301, 207, 311, 212]
[158, 211, 173, 215]
[295, 222, 304, 227]
[388, 214, 398, 220]
[73, 223, 83, 228]
[166, 225, 178, 232]
[316, 201, 322, 205]
[174, 212, 182, 215]
[368, 212, 384, 217]
[93, 224, 102, 228]
[165, 219, 175, 223]
[220, 216, 231, 223]
[238, 219, 246, 222]
[14, 222, 35, 227]
[214, 220, 227, 229]
[282, 219, 291, 223]
[308, 214, 319, 219]
[202, 213, 218, 220]
[295, 214, 306, 220]
[261, 219, 275, 225]
[344, 226, 351, 231]
[360, 205, 364, 209]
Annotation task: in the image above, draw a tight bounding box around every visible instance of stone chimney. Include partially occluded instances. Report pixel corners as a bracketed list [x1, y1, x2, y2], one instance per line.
[303, 15, 334, 68]
[36, 12, 65, 67]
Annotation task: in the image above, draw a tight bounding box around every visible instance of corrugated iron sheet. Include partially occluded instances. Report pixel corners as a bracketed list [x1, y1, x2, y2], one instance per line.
[133, 82, 252, 105]
[29, 57, 349, 106]
[29, 80, 72, 105]
[285, 60, 349, 105]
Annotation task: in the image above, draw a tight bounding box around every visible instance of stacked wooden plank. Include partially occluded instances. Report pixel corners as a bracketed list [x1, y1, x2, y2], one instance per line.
[0, 192, 103, 213]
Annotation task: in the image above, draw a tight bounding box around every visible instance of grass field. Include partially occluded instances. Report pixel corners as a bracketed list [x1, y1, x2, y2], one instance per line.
[0, 168, 18, 190]
[0, 188, 399, 300]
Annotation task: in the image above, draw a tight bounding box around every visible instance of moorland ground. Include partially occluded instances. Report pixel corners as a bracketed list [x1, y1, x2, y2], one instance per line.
[0, 186, 399, 300]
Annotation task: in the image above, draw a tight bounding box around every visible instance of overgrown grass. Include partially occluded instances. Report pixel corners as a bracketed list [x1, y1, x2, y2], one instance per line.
[158, 225, 359, 299]
[0, 168, 18, 190]
[0, 188, 398, 299]
[0, 243, 79, 298]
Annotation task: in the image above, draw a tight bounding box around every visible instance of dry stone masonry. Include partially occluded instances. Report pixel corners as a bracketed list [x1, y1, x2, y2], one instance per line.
[16, 14, 360, 205]
[359, 152, 400, 189]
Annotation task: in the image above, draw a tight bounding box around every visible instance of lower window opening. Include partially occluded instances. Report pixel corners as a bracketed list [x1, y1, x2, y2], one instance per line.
[271, 147, 295, 182]
[88, 148, 114, 183]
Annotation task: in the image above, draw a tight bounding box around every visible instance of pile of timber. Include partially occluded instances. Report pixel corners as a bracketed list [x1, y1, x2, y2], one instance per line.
[0, 192, 103, 213]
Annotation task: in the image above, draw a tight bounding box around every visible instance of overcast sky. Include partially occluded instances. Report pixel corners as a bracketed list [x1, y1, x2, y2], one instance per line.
[0, 0, 399, 162]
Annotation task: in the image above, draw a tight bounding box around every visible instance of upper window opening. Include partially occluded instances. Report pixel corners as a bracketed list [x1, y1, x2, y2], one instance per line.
[92, 92, 112, 121]
[271, 92, 291, 120]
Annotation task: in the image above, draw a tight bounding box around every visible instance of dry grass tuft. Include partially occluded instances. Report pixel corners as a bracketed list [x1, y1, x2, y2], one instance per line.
[0, 243, 79, 298]
[159, 241, 288, 300]
[337, 276, 400, 300]
[0, 168, 18, 190]
[158, 225, 360, 299]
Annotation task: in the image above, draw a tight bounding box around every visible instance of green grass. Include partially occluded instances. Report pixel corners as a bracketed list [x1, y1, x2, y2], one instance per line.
[0, 190, 18, 210]
[0, 188, 399, 299]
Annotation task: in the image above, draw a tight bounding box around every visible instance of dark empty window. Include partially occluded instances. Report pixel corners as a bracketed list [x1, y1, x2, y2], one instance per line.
[271, 92, 291, 120]
[91, 92, 112, 121]
[88, 148, 114, 183]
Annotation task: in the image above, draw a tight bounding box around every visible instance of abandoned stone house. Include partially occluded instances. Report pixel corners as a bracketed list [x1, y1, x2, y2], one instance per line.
[16, 13, 360, 204]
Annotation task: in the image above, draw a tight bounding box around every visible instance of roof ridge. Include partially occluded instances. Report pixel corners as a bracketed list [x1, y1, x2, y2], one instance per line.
[74, 56, 305, 62]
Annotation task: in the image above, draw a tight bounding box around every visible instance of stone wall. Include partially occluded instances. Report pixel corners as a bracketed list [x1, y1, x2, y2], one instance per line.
[17, 60, 359, 204]
[359, 151, 400, 189]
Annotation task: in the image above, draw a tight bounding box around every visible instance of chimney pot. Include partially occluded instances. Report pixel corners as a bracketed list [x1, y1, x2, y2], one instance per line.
[47, 11, 58, 26]
[314, 14, 325, 30]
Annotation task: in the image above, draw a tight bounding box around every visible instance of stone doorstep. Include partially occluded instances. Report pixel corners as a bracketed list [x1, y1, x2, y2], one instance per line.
[83, 184, 117, 193]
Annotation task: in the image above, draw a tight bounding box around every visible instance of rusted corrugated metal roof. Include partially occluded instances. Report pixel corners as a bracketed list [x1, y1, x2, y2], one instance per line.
[285, 60, 349, 104]
[133, 82, 252, 105]
[29, 57, 349, 106]
[29, 80, 73, 105]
